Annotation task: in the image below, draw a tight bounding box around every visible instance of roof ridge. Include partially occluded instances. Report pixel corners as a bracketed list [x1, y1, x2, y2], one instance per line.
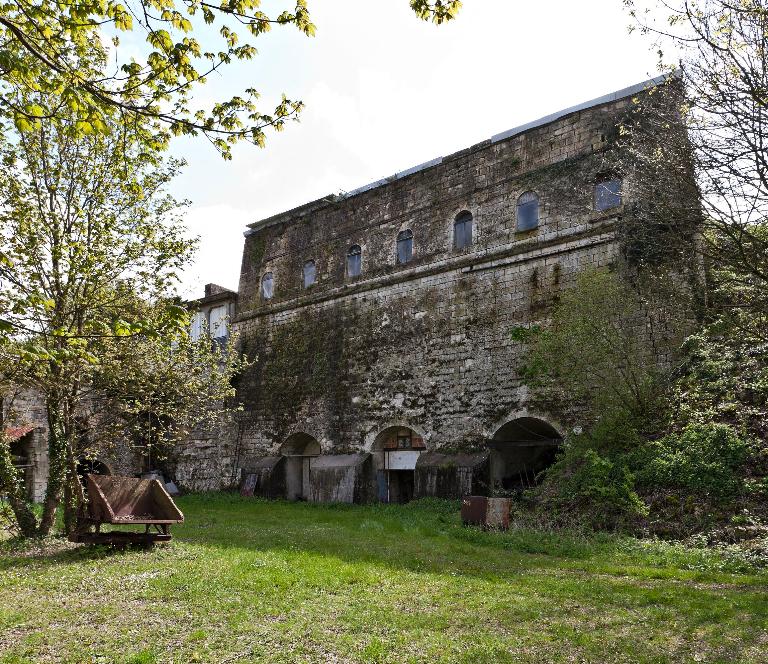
[246, 72, 675, 235]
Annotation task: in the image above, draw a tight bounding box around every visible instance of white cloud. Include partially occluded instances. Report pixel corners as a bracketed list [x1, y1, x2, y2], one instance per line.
[178, 204, 251, 298]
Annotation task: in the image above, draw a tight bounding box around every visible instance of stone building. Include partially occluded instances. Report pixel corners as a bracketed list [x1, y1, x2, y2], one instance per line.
[4, 385, 143, 503]
[230, 74, 694, 503]
[2, 284, 240, 502]
[171, 283, 241, 491]
[4, 389, 49, 502]
[7, 75, 695, 505]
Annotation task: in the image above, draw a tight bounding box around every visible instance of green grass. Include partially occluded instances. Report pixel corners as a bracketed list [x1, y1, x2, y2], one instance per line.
[1, 494, 767, 663]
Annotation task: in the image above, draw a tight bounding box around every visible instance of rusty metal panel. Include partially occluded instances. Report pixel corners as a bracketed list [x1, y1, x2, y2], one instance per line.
[73, 475, 184, 546]
[461, 495, 488, 526]
[485, 497, 511, 530]
[88, 475, 184, 524]
[461, 495, 510, 530]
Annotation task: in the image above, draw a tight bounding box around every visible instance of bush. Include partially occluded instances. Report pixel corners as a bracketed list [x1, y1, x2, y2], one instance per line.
[539, 441, 649, 530]
[633, 423, 753, 498]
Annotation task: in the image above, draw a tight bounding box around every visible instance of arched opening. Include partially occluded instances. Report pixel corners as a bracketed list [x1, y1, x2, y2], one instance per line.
[396, 229, 413, 264]
[76, 457, 112, 488]
[8, 427, 35, 500]
[280, 433, 321, 501]
[516, 191, 540, 231]
[488, 417, 562, 495]
[346, 244, 362, 278]
[371, 426, 426, 503]
[454, 211, 473, 249]
[302, 260, 316, 288]
[261, 271, 274, 300]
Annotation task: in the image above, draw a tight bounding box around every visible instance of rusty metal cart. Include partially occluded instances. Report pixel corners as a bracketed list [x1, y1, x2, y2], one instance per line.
[71, 474, 184, 547]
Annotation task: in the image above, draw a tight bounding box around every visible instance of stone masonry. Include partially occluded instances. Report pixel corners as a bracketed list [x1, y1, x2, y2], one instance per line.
[224, 75, 694, 502]
[5, 76, 695, 502]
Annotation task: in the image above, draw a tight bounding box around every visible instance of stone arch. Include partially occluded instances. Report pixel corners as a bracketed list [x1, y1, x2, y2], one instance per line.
[279, 432, 321, 501]
[486, 404, 566, 442]
[487, 416, 562, 494]
[9, 428, 35, 500]
[364, 421, 428, 452]
[280, 432, 322, 457]
[370, 424, 427, 504]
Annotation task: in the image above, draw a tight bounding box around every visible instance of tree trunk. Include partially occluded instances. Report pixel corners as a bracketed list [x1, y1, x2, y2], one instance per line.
[37, 400, 68, 536]
[63, 452, 86, 537]
[62, 470, 76, 537]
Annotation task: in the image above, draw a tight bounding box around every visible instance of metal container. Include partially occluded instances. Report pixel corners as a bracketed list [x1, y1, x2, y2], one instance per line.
[461, 495, 511, 530]
[71, 474, 184, 546]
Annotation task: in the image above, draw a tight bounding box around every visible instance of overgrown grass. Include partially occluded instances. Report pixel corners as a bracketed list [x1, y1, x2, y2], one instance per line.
[2, 494, 768, 662]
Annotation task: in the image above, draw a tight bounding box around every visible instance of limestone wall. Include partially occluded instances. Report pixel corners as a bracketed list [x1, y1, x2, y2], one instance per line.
[231, 89, 646, 469]
[4, 388, 49, 502]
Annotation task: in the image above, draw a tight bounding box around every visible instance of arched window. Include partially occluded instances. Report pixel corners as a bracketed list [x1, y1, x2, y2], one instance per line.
[347, 244, 362, 278]
[302, 260, 316, 289]
[396, 229, 413, 264]
[454, 211, 473, 249]
[516, 191, 539, 231]
[595, 176, 622, 211]
[261, 272, 274, 300]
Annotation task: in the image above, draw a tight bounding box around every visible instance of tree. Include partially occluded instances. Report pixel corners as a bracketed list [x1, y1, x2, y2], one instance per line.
[623, 0, 768, 342]
[92, 292, 247, 483]
[0, 91, 243, 537]
[616, 0, 768, 447]
[0, 0, 461, 157]
[519, 269, 688, 432]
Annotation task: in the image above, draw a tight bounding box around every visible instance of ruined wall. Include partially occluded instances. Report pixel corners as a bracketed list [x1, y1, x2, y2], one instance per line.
[231, 89, 645, 472]
[172, 411, 240, 492]
[5, 388, 49, 502]
[4, 388, 145, 503]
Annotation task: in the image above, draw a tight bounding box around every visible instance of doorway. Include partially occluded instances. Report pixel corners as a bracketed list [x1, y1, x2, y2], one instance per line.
[488, 417, 562, 494]
[280, 433, 321, 501]
[372, 426, 425, 503]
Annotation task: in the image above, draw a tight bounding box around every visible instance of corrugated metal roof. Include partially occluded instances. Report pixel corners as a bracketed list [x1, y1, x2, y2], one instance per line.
[416, 452, 489, 468]
[311, 453, 370, 469]
[241, 455, 283, 471]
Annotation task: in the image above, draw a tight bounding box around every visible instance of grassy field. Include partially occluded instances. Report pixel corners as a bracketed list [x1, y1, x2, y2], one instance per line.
[1, 494, 767, 663]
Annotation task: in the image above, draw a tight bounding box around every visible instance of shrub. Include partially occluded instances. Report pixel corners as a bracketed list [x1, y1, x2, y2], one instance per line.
[539, 441, 648, 529]
[633, 423, 753, 498]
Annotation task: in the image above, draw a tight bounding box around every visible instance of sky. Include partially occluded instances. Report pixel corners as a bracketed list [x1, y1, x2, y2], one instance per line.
[170, 0, 662, 298]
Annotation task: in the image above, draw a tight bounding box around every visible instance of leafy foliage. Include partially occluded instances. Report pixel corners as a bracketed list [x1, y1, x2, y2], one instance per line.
[0, 1, 460, 157]
[93, 294, 248, 471]
[544, 447, 649, 528]
[410, 0, 462, 24]
[521, 268, 763, 534]
[0, 99, 244, 537]
[536, 413, 649, 529]
[521, 268, 685, 430]
[633, 424, 754, 499]
[623, 0, 768, 340]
